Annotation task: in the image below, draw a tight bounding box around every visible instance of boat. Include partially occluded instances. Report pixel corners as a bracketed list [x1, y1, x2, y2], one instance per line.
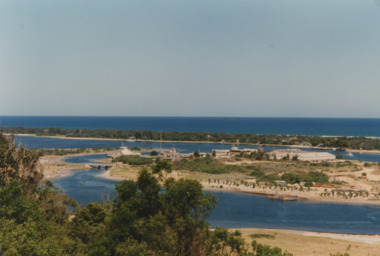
[268, 187, 298, 201]
[120, 142, 141, 156]
[127, 136, 136, 142]
[269, 195, 298, 201]
[347, 152, 353, 157]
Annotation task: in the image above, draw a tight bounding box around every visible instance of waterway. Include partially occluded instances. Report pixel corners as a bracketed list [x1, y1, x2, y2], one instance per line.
[52, 154, 380, 234]
[15, 136, 380, 163]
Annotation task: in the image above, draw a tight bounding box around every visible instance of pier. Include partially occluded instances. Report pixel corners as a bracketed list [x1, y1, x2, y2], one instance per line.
[89, 164, 113, 169]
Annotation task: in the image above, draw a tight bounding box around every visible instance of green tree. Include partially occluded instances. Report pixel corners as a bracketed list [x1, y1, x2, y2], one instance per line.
[163, 178, 217, 255]
[152, 159, 172, 174]
[0, 134, 43, 192]
[70, 203, 108, 244]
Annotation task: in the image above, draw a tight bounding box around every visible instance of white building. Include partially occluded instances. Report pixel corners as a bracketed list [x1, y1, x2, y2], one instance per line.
[270, 149, 336, 162]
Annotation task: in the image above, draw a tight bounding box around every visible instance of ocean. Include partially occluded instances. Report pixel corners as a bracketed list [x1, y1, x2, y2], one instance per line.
[1, 116, 380, 137]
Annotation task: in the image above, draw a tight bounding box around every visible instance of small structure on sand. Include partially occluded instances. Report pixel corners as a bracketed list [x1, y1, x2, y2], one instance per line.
[120, 146, 141, 156]
[212, 146, 258, 159]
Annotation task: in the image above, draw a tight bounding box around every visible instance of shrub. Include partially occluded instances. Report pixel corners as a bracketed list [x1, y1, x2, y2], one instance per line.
[112, 156, 153, 165]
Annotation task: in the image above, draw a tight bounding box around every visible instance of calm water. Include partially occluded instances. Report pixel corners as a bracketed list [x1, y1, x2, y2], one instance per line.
[53, 154, 118, 204]
[53, 154, 380, 234]
[209, 191, 380, 234]
[14, 136, 380, 163]
[2, 116, 380, 137]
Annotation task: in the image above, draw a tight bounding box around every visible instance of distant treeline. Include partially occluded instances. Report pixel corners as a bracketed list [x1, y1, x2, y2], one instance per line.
[1, 126, 380, 150]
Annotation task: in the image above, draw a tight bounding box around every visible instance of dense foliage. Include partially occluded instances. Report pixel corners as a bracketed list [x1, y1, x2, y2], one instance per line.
[0, 135, 43, 192]
[2, 126, 380, 150]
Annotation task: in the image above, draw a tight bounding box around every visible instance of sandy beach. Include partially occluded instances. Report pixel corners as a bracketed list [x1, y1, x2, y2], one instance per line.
[200, 181, 380, 206]
[39, 153, 94, 180]
[234, 228, 380, 256]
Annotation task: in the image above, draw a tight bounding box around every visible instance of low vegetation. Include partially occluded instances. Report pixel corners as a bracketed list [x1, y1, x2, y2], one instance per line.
[249, 167, 330, 186]
[112, 155, 153, 165]
[174, 156, 250, 174]
[250, 234, 276, 240]
[31, 147, 116, 156]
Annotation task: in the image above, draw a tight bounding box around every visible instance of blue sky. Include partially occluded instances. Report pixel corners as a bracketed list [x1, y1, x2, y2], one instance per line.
[1, 0, 380, 117]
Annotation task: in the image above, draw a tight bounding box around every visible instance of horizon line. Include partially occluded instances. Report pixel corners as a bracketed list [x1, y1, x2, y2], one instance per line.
[1, 115, 380, 119]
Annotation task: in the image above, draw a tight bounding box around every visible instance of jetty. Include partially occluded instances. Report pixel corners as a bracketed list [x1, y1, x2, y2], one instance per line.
[90, 164, 113, 169]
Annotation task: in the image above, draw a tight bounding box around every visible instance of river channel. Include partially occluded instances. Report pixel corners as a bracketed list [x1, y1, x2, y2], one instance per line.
[50, 154, 380, 235]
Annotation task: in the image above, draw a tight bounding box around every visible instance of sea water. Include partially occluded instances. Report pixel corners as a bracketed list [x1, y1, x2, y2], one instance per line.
[1, 116, 380, 137]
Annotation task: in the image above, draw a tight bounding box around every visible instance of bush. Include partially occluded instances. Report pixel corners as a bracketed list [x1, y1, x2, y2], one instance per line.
[250, 233, 275, 239]
[112, 156, 153, 165]
[193, 150, 200, 158]
[280, 171, 328, 185]
[250, 169, 266, 178]
[173, 158, 247, 174]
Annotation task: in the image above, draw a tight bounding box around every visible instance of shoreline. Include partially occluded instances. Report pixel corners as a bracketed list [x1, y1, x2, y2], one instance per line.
[9, 133, 380, 155]
[51, 165, 380, 206]
[49, 165, 380, 236]
[40, 152, 100, 180]
[42, 154, 380, 241]
[98, 165, 380, 206]
[42, 151, 380, 207]
[202, 183, 380, 206]
[233, 228, 380, 243]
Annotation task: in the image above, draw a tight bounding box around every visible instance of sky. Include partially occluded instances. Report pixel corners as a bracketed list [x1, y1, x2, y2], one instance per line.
[1, 0, 380, 118]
